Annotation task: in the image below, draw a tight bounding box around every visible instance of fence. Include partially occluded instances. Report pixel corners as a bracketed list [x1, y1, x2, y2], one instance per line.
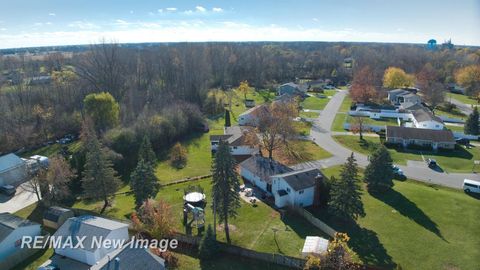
[292, 207, 337, 237]
[343, 123, 385, 132]
[173, 233, 306, 269]
[161, 174, 212, 187]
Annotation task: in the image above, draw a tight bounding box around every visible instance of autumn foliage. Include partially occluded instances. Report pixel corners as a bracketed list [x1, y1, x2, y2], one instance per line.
[132, 199, 176, 239]
[350, 66, 378, 103]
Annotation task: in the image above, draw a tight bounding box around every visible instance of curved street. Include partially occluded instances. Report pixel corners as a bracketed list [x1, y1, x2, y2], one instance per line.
[306, 90, 480, 189]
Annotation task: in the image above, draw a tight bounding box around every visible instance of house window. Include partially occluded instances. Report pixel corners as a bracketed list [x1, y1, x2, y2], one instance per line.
[435, 125, 439, 128]
[299, 190, 304, 194]
[233, 146, 237, 149]
[286, 188, 291, 193]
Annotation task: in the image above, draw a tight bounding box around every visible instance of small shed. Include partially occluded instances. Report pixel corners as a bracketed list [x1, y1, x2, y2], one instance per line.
[43, 206, 74, 229]
[301, 236, 329, 258]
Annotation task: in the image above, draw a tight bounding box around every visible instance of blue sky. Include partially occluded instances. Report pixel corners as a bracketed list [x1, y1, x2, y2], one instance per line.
[0, 0, 479, 48]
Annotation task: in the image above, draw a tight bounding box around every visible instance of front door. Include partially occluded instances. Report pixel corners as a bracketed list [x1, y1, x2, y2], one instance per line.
[267, 183, 272, 193]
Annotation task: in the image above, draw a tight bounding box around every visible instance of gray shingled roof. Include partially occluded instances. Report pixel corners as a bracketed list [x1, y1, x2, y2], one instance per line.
[412, 108, 443, 123]
[240, 155, 293, 184]
[99, 247, 165, 270]
[53, 216, 129, 252]
[272, 167, 323, 191]
[386, 126, 455, 143]
[0, 153, 25, 173]
[0, 212, 39, 242]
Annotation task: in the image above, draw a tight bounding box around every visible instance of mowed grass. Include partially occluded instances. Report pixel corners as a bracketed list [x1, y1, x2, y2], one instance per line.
[447, 92, 479, 105]
[435, 107, 467, 121]
[301, 96, 329, 110]
[317, 166, 480, 270]
[21, 141, 82, 158]
[333, 135, 480, 173]
[264, 140, 332, 165]
[71, 178, 328, 258]
[300, 110, 320, 118]
[339, 94, 353, 112]
[331, 114, 398, 132]
[293, 120, 312, 136]
[154, 133, 213, 184]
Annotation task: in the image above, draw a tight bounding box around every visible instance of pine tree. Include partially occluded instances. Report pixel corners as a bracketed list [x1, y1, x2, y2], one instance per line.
[211, 140, 240, 243]
[198, 224, 219, 260]
[328, 153, 365, 221]
[138, 135, 156, 165]
[364, 146, 394, 192]
[82, 133, 121, 213]
[131, 159, 160, 209]
[464, 107, 479, 135]
[225, 109, 231, 127]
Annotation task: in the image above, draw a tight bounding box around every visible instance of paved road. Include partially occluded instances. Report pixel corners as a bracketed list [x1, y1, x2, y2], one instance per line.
[448, 96, 474, 116]
[303, 90, 480, 189]
[0, 182, 39, 213]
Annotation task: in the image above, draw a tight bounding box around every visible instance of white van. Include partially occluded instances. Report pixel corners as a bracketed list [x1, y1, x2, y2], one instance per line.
[463, 179, 480, 194]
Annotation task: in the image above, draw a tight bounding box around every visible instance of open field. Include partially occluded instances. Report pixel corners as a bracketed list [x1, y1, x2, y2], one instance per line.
[435, 107, 467, 120]
[339, 95, 353, 112]
[333, 135, 480, 172]
[300, 110, 320, 118]
[447, 92, 479, 105]
[301, 96, 330, 110]
[293, 120, 312, 136]
[318, 166, 480, 270]
[331, 114, 398, 132]
[21, 141, 82, 158]
[70, 178, 328, 258]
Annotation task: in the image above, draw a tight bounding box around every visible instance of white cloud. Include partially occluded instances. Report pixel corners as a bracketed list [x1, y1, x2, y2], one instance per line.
[312, 18, 319, 22]
[0, 28, 6, 31]
[184, 10, 194, 15]
[212, 7, 223, 12]
[49, 13, 56, 16]
[46, 22, 52, 25]
[1, 21, 478, 49]
[67, 21, 100, 30]
[196, 6, 206, 12]
[157, 9, 163, 13]
[166, 7, 177, 11]
[115, 19, 129, 25]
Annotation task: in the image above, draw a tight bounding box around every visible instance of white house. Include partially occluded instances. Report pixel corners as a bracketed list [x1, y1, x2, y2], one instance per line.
[240, 156, 324, 208]
[277, 82, 308, 97]
[387, 88, 420, 105]
[0, 153, 28, 186]
[386, 126, 455, 150]
[411, 108, 444, 130]
[53, 216, 129, 266]
[0, 213, 41, 267]
[239, 155, 293, 194]
[271, 168, 323, 208]
[210, 126, 258, 157]
[238, 104, 268, 126]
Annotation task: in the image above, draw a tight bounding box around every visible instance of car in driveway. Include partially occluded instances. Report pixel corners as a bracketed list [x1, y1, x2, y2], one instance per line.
[426, 158, 437, 169]
[0, 185, 16, 196]
[392, 165, 404, 176]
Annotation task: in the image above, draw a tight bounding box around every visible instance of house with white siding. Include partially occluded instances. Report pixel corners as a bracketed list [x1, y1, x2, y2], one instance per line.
[386, 126, 455, 150]
[0, 153, 28, 186]
[53, 216, 130, 266]
[210, 126, 258, 158]
[238, 104, 268, 126]
[239, 155, 324, 208]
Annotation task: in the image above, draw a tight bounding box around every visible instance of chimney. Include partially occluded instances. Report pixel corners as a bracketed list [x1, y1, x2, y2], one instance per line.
[313, 173, 323, 207]
[114, 257, 120, 270]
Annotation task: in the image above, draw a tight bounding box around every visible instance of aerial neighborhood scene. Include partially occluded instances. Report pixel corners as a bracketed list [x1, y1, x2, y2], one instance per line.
[0, 0, 479, 269]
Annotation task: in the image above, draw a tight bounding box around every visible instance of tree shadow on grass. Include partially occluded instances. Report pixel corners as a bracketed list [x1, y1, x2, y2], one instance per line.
[370, 189, 446, 241]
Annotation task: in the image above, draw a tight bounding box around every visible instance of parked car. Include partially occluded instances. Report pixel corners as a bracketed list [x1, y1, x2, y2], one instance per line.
[463, 179, 480, 194]
[392, 165, 404, 176]
[0, 185, 16, 196]
[426, 158, 437, 168]
[38, 264, 60, 270]
[456, 138, 470, 146]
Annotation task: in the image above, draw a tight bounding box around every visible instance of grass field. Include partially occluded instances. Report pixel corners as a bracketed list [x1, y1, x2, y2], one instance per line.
[300, 110, 320, 118]
[445, 124, 465, 133]
[301, 96, 330, 110]
[293, 120, 312, 136]
[339, 95, 353, 112]
[333, 135, 480, 172]
[263, 139, 332, 165]
[21, 141, 82, 158]
[435, 107, 467, 120]
[70, 178, 328, 258]
[154, 133, 212, 184]
[331, 114, 397, 132]
[447, 92, 479, 105]
[317, 166, 480, 270]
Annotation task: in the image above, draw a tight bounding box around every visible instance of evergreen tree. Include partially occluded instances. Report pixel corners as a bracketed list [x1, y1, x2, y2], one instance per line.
[198, 224, 219, 260]
[328, 153, 365, 221]
[138, 135, 156, 165]
[82, 133, 121, 213]
[364, 146, 394, 192]
[225, 109, 231, 127]
[211, 140, 240, 243]
[131, 159, 160, 209]
[464, 107, 479, 135]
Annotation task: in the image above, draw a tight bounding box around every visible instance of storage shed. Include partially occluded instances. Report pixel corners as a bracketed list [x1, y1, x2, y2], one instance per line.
[43, 206, 74, 229]
[301, 236, 329, 258]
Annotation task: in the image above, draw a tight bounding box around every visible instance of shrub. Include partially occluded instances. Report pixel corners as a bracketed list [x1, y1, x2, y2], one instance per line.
[169, 142, 188, 169]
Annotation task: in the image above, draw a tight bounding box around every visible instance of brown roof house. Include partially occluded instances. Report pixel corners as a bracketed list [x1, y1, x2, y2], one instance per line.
[386, 126, 455, 150]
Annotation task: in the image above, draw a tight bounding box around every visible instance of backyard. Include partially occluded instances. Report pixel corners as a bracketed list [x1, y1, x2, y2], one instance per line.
[331, 114, 398, 132]
[261, 139, 332, 165]
[333, 135, 480, 173]
[316, 166, 480, 270]
[447, 92, 479, 105]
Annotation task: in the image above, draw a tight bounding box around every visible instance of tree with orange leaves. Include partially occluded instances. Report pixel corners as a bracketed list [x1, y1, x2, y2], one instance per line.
[350, 66, 378, 103]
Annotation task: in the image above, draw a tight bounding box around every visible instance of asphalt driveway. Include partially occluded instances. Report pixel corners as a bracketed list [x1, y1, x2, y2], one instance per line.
[0, 181, 39, 213]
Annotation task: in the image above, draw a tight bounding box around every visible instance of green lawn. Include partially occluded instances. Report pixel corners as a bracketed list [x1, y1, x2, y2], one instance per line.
[339, 95, 353, 112]
[21, 141, 81, 158]
[154, 133, 213, 184]
[316, 166, 480, 270]
[331, 114, 398, 132]
[72, 178, 328, 258]
[447, 92, 479, 105]
[267, 140, 332, 165]
[434, 107, 466, 120]
[300, 110, 320, 118]
[301, 96, 329, 110]
[332, 113, 348, 132]
[333, 135, 480, 173]
[293, 120, 312, 136]
[445, 124, 465, 133]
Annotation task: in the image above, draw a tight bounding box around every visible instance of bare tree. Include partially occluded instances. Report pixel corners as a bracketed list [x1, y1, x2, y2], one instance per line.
[350, 116, 366, 141]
